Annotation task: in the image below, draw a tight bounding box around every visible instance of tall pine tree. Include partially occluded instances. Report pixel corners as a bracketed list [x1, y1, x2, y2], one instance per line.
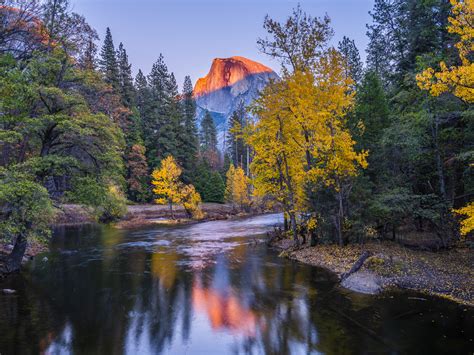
[99, 27, 120, 91]
[338, 36, 363, 86]
[227, 101, 249, 173]
[117, 42, 135, 108]
[178, 76, 199, 182]
[145, 54, 177, 167]
[200, 111, 219, 169]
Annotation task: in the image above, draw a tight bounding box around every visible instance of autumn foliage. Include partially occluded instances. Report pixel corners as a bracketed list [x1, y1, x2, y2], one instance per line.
[151, 156, 203, 219]
[224, 165, 250, 210]
[247, 49, 367, 244]
[416, 0, 473, 103]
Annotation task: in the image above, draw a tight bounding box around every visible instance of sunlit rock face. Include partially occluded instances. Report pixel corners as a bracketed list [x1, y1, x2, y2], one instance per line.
[194, 56, 279, 148]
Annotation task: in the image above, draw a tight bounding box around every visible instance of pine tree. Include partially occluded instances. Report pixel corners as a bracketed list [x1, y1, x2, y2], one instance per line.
[200, 110, 219, 168]
[338, 36, 363, 85]
[227, 101, 249, 171]
[135, 69, 149, 118]
[99, 27, 120, 91]
[177, 76, 199, 181]
[200, 111, 218, 151]
[145, 54, 177, 167]
[194, 161, 225, 203]
[117, 42, 135, 108]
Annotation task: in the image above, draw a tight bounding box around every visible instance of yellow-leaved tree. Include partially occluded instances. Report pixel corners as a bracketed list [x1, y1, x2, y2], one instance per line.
[181, 184, 204, 219]
[417, 0, 473, 239]
[416, 0, 473, 103]
[454, 203, 474, 238]
[151, 156, 203, 219]
[247, 49, 367, 244]
[224, 164, 235, 205]
[224, 165, 250, 210]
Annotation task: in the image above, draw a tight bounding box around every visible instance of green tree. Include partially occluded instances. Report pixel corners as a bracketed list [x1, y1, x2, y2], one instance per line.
[145, 54, 177, 166]
[200, 111, 219, 168]
[337, 36, 363, 85]
[0, 172, 54, 275]
[117, 42, 135, 108]
[178, 75, 199, 181]
[227, 101, 250, 173]
[194, 161, 225, 203]
[99, 27, 120, 91]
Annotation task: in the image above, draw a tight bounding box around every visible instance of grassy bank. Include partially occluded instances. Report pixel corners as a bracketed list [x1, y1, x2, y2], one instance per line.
[272, 239, 473, 307]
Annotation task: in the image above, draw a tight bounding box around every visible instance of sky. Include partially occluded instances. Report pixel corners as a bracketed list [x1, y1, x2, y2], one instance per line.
[70, 0, 375, 89]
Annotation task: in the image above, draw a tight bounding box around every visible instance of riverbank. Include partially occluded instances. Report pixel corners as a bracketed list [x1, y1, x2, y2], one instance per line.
[1, 203, 268, 270]
[52, 203, 266, 228]
[272, 239, 474, 307]
[115, 203, 262, 229]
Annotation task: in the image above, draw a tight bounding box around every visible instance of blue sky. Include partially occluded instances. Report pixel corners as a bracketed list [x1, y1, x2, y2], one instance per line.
[70, 0, 375, 89]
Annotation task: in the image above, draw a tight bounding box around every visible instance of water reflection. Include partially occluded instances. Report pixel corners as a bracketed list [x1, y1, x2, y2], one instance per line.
[0, 214, 472, 354]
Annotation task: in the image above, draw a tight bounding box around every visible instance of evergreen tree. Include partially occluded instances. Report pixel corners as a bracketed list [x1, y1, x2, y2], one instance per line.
[135, 69, 149, 118]
[178, 75, 199, 181]
[117, 42, 135, 108]
[145, 54, 177, 167]
[194, 161, 225, 203]
[99, 27, 120, 91]
[227, 101, 249, 172]
[338, 36, 363, 85]
[200, 110, 219, 168]
[200, 111, 218, 151]
[353, 71, 390, 153]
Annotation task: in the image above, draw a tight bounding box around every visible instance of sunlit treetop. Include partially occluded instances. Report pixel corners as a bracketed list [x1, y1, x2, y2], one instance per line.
[417, 0, 474, 103]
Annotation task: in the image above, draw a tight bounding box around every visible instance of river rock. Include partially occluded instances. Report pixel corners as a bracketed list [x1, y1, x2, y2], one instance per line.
[341, 271, 382, 295]
[2, 289, 16, 294]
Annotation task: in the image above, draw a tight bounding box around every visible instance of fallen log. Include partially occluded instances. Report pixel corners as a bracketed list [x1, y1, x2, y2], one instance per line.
[341, 251, 371, 281]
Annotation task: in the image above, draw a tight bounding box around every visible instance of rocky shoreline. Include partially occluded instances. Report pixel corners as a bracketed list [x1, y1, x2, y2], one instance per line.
[272, 239, 474, 307]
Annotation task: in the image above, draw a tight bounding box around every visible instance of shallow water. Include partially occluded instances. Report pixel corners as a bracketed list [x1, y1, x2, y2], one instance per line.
[0, 213, 472, 354]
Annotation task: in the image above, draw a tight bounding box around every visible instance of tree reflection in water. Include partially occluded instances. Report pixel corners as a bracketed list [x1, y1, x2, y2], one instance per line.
[0, 216, 472, 355]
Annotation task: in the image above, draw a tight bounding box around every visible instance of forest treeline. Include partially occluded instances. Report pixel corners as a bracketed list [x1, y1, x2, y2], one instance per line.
[0, 0, 472, 273]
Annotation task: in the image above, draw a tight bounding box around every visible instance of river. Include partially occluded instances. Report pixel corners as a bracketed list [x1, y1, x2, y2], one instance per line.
[0, 213, 472, 354]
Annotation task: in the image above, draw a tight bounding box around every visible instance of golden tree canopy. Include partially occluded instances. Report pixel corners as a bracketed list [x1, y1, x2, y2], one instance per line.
[417, 0, 474, 103]
[247, 49, 367, 211]
[151, 156, 184, 205]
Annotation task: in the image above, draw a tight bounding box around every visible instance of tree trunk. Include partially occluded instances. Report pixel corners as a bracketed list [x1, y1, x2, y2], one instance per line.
[290, 212, 299, 246]
[432, 115, 447, 200]
[169, 201, 174, 219]
[1, 233, 27, 276]
[284, 215, 289, 231]
[341, 251, 371, 280]
[337, 190, 344, 247]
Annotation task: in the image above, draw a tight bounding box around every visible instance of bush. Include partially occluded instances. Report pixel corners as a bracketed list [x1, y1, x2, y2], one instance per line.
[0, 173, 54, 244]
[68, 177, 127, 222]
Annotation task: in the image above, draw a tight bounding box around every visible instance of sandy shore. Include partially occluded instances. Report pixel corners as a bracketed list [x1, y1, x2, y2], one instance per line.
[272, 239, 474, 307]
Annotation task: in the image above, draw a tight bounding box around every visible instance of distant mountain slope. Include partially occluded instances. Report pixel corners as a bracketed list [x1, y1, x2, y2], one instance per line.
[194, 56, 279, 149]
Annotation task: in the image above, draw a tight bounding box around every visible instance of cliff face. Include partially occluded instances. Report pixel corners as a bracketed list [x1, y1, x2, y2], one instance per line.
[194, 56, 275, 98]
[194, 57, 278, 146]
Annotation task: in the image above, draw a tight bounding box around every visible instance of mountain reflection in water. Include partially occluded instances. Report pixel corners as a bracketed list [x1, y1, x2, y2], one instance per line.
[0, 213, 472, 355]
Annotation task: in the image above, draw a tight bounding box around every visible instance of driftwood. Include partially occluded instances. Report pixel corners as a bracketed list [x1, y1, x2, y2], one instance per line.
[341, 251, 371, 281]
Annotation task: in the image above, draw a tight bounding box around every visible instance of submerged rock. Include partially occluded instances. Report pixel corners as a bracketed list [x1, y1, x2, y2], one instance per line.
[340, 271, 382, 295]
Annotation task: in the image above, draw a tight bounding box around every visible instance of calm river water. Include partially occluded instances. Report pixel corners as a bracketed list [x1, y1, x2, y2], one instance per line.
[0, 213, 472, 354]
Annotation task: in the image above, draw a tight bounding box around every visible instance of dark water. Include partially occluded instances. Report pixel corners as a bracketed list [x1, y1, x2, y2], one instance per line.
[0, 214, 473, 355]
